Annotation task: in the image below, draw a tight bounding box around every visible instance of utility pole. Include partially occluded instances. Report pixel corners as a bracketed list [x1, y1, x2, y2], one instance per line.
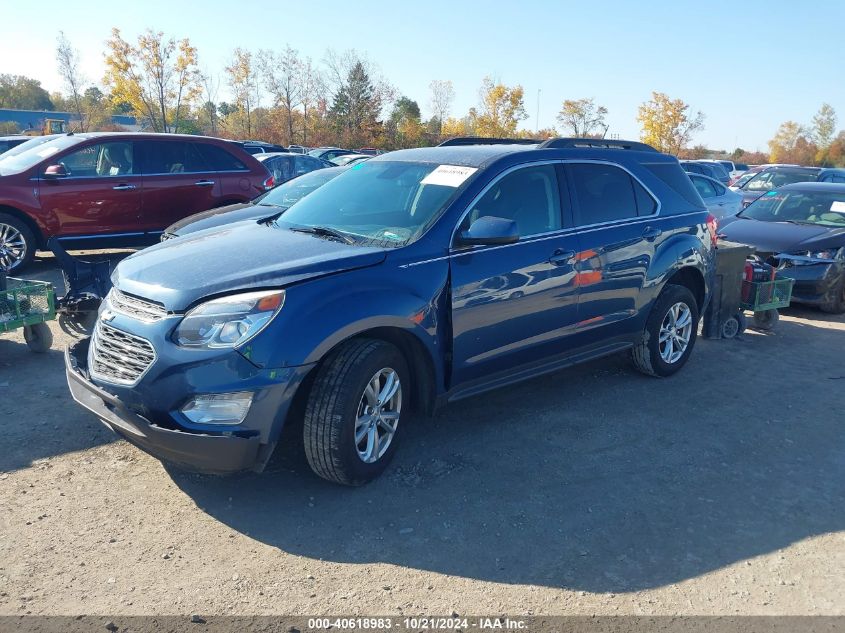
[536, 89, 541, 134]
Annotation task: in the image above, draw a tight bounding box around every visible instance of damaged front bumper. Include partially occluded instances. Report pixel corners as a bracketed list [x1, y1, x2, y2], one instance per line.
[775, 259, 844, 306]
[65, 337, 311, 474]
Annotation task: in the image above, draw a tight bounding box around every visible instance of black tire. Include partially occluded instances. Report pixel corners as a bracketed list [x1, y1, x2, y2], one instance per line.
[819, 275, 845, 314]
[24, 322, 53, 353]
[632, 284, 700, 377]
[303, 338, 409, 486]
[752, 309, 779, 330]
[0, 212, 37, 273]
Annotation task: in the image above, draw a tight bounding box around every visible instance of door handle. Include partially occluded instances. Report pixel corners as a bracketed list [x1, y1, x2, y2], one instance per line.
[112, 184, 136, 191]
[194, 180, 215, 187]
[549, 249, 576, 266]
[642, 226, 662, 241]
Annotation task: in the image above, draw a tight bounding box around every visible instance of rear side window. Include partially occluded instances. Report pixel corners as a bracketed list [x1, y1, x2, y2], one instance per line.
[295, 155, 324, 175]
[691, 175, 718, 199]
[265, 155, 294, 182]
[644, 162, 703, 206]
[142, 141, 211, 174]
[197, 144, 249, 171]
[569, 163, 655, 224]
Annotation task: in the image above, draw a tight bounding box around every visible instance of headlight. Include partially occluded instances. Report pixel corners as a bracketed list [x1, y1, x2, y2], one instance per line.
[174, 290, 285, 348]
[785, 249, 840, 265]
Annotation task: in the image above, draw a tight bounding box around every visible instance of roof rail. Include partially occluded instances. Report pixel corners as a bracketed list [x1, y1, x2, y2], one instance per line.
[537, 138, 658, 152]
[437, 136, 540, 147]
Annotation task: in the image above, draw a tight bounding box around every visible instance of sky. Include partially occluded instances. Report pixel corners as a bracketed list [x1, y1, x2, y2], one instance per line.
[2, 0, 843, 151]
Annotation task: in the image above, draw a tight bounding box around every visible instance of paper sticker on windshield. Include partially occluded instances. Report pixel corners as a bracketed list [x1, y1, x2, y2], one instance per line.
[830, 201, 845, 213]
[37, 147, 60, 158]
[421, 165, 478, 187]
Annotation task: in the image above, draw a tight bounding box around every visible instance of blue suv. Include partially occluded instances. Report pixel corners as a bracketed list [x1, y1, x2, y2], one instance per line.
[66, 138, 715, 485]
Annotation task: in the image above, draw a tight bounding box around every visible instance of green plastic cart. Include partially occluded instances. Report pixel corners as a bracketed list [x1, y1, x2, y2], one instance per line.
[0, 277, 56, 352]
[741, 277, 794, 331]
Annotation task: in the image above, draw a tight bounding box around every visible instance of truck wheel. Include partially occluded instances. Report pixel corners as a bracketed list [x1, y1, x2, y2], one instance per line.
[752, 309, 779, 330]
[0, 213, 36, 273]
[24, 322, 53, 353]
[303, 338, 409, 486]
[632, 284, 699, 377]
[819, 275, 845, 314]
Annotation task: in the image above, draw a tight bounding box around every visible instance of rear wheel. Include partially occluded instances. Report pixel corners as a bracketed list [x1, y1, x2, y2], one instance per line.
[0, 213, 36, 273]
[303, 339, 408, 486]
[632, 284, 700, 377]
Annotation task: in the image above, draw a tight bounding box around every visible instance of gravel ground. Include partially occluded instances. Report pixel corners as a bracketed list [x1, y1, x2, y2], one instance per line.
[0, 253, 843, 617]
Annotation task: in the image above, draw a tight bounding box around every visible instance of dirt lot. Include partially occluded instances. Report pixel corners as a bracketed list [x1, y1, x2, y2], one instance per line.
[1, 253, 843, 617]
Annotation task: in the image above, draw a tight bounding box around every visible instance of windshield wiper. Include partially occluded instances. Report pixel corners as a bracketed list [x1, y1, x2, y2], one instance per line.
[258, 208, 288, 224]
[289, 225, 356, 245]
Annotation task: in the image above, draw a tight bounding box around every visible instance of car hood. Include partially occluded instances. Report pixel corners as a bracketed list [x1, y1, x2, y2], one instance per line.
[114, 221, 388, 311]
[719, 217, 845, 254]
[165, 201, 262, 235]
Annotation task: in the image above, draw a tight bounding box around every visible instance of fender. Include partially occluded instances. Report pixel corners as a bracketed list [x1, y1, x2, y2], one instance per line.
[240, 257, 451, 392]
[646, 225, 712, 309]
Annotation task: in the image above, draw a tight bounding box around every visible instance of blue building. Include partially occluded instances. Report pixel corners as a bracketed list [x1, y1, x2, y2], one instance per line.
[0, 108, 138, 132]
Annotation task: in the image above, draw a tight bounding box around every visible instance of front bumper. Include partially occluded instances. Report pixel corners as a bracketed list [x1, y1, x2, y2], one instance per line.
[775, 260, 843, 306]
[66, 336, 312, 474]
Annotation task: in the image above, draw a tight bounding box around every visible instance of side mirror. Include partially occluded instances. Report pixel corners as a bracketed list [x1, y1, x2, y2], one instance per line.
[456, 216, 519, 247]
[43, 164, 68, 179]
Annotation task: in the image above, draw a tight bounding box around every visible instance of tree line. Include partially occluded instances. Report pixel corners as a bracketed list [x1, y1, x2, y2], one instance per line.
[0, 27, 842, 167]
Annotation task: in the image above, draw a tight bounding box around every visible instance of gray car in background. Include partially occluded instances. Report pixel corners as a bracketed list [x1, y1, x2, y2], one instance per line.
[256, 152, 333, 185]
[680, 160, 731, 185]
[686, 172, 743, 220]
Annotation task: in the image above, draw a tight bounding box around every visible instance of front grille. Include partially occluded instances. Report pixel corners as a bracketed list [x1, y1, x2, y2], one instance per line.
[108, 288, 167, 322]
[89, 322, 156, 385]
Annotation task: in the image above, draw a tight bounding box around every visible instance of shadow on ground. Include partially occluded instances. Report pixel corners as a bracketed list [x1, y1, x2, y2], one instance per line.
[171, 313, 845, 593]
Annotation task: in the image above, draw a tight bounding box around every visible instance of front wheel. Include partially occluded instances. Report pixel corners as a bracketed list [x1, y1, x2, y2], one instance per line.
[632, 284, 700, 377]
[303, 339, 409, 486]
[0, 213, 36, 273]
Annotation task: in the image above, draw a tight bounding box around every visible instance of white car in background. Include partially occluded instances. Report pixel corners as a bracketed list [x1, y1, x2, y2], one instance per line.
[687, 172, 743, 220]
[697, 159, 748, 181]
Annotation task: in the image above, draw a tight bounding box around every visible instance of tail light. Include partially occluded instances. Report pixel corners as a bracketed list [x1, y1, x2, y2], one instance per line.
[706, 213, 718, 248]
[263, 175, 275, 190]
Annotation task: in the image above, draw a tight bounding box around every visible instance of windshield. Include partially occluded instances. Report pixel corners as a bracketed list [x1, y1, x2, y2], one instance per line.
[733, 172, 755, 187]
[255, 168, 344, 208]
[0, 135, 82, 176]
[744, 170, 818, 192]
[277, 160, 471, 247]
[739, 190, 845, 226]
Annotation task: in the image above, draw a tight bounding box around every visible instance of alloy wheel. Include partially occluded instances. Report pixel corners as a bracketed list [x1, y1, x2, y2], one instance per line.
[659, 301, 693, 364]
[0, 223, 27, 271]
[354, 367, 402, 463]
